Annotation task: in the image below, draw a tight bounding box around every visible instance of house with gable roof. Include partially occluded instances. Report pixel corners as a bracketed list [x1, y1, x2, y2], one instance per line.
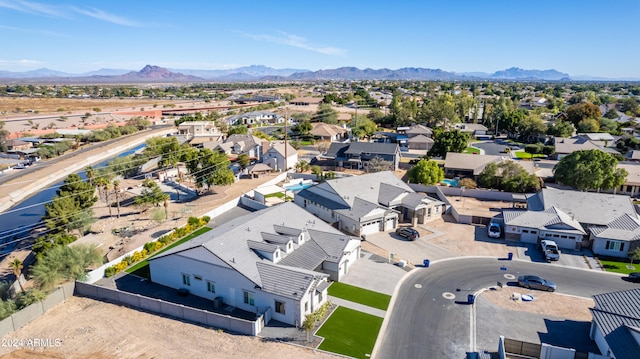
[214, 134, 263, 161]
[502, 188, 638, 250]
[323, 142, 401, 170]
[589, 213, 640, 258]
[148, 202, 361, 327]
[294, 171, 443, 236]
[224, 111, 284, 127]
[589, 288, 640, 359]
[262, 141, 298, 171]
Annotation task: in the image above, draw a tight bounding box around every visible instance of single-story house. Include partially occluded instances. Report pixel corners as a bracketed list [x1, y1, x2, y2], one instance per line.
[589, 213, 640, 258]
[444, 153, 535, 179]
[290, 97, 323, 106]
[616, 162, 640, 197]
[455, 123, 488, 137]
[246, 163, 272, 178]
[323, 142, 401, 170]
[502, 207, 587, 249]
[590, 288, 640, 359]
[149, 202, 361, 328]
[407, 135, 434, 151]
[310, 122, 349, 141]
[6, 139, 32, 151]
[501, 188, 639, 250]
[295, 171, 444, 236]
[403, 124, 433, 138]
[553, 137, 604, 160]
[262, 141, 298, 171]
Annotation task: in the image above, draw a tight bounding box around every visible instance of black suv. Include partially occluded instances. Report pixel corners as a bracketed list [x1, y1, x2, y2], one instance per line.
[395, 227, 419, 241]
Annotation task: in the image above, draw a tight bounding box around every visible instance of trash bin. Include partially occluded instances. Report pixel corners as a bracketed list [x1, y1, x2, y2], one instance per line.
[423, 259, 430, 267]
[468, 294, 475, 304]
[507, 252, 513, 260]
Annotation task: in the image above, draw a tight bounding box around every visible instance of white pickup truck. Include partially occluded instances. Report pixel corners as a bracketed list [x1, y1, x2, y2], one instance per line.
[540, 240, 560, 261]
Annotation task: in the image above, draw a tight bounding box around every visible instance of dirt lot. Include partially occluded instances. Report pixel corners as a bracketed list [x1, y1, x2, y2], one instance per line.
[0, 297, 339, 359]
[481, 286, 594, 322]
[0, 98, 177, 118]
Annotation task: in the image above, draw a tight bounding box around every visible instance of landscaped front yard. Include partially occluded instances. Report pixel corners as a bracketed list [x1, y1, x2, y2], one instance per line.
[126, 226, 212, 279]
[328, 282, 391, 310]
[316, 306, 383, 359]
[514, 151, 545, 159]
[599, 258, 639, 274]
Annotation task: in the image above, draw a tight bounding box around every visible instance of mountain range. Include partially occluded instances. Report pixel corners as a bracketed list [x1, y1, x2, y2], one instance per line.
[0, 64, 617, 83]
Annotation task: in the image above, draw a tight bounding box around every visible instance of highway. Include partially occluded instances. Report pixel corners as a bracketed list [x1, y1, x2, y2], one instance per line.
[374, 257, 636, 358]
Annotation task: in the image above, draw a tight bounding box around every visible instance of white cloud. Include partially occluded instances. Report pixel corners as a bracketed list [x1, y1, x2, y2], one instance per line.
[71, 7, 143, 27]
[0, 59, 45, 67]
[0, 0, 143, 27]
[0, 0, 66, 17]
[240, 31, 347, 56]
[0, 24, 70, 37]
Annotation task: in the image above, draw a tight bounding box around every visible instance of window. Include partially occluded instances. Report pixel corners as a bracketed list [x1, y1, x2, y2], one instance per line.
[560, 235, 567, 239]
[318, 291, 323, 302]
[182, 274, 191, 286]
[606, 241, 625, 252]
[531, 231, 537, 234]
[275, 300, 286, 315]
[275, 251, 279, 259]
[304, 302, 309, 312]
[522, 230, 529, 233]
[243, 290, 255, 306]
[207, 281, 216, 293]
[194, 275, 202, 281]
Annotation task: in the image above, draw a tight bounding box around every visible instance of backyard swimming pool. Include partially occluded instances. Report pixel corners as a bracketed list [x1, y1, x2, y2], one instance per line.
[284, 182, 314, 191]
[441, 179, 458, 187]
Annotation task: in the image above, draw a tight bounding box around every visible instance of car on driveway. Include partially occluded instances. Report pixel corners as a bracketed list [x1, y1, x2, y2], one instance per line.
[517, 275, 556, 292]
[487, 223, 501, 238]
[627, 272, 640, 283]
[395, 227, 419, 241]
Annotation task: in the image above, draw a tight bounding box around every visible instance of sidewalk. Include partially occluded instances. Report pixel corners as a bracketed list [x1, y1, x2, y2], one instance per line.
[328, 296, 386, 318]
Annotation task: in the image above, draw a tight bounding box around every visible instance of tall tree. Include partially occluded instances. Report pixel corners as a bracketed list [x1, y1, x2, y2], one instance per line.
[427, 129, 469, 159]
[547, 120, 575, 138]
[407, 160, 444, 185]
[517, 114, 546, 143]
[9, 259, 24, 293]
[113, 179, 121, 218]
[314, 103, 338, 124]
[418, 94, 457, 127]
[134, 179, 170, 210]
[553, 149, 627, 191]
[566, 103, 601, 127]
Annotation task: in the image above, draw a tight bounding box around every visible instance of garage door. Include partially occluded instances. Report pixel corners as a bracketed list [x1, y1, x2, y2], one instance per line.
[519, 229, 539, 243]
[385, 218, 396, 231]
[361, 220, 381, 235]
[544, 234, 579, 250]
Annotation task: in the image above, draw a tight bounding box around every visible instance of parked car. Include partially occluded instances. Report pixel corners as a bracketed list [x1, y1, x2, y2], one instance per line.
[395, 227, 419, 241]
[487, 223, 501, 238]
[517, 275, 556, 292]
[627, 272, 640, 283]
[540, 240, 560, 261]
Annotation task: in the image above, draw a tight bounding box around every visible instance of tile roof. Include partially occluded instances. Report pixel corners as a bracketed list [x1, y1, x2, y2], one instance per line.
[590, 288, 640, 359]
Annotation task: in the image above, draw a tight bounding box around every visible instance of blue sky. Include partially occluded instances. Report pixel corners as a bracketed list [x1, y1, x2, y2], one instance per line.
[0, 0, 638, 78]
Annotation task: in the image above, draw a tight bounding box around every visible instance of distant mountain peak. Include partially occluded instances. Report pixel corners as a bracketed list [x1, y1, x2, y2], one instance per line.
[491, 67, 569, 80]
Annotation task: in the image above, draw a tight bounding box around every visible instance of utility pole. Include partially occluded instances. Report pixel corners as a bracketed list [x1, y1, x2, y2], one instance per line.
[284, 107, 288, 170]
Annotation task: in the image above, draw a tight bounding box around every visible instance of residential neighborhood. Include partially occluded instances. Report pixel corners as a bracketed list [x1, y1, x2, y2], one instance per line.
[1, 66, 640, 359]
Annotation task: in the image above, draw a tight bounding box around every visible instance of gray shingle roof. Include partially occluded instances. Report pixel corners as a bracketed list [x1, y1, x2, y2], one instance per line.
[378, 182, 407, 206]
[590, 288, 640, 359]
[277, 239, 327, 271]
[407, 134, 434, 143]
[323, 171, 413, 207]
[528, 188, 637, 226]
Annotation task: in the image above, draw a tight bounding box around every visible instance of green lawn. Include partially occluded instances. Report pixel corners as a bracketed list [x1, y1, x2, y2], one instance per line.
[599, 259, 639, 274]
[514, 152, 546, 159]
[327, 282, 390, 311]
[265, 192, 293, 201]
[316, 306, 383, 359]
[126, 226, 212, 279]
[463, 146, 480, 154]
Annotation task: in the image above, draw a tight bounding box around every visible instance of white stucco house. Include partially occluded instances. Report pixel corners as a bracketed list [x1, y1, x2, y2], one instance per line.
[294, 171, 443, 237]
[589, 213, 640, 259]
[262, 141, 298, 171]
[502, 188, 638, 250]
[148, 202, 361, 327]
[589, 288, 640, 359]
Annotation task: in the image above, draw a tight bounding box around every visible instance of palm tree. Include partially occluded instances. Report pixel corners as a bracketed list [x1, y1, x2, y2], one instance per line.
[84, 166, 95, 185]
[103, 181, 112, 217]
[113, 180, 121, 218]
[9, 259, 24, 293]
[164, 197, 169, 220]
